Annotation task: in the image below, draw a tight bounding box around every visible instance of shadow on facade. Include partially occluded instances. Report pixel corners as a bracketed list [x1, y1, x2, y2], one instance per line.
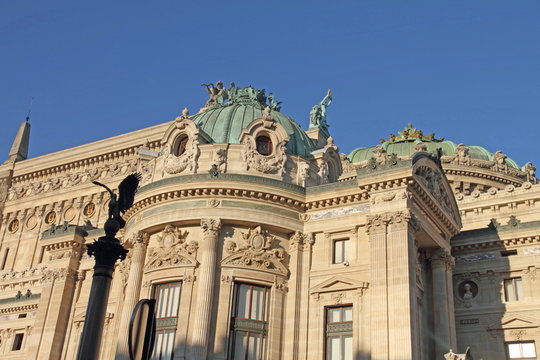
[451, 221, 511, 360]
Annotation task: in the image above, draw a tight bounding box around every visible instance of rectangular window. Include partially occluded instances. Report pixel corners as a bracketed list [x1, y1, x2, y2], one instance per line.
[151, 282, 182, 360]
[504, 277, 524, 302]
[506, 341, 537, 359]
[12, 333, 24, 351]
[333, 239, 350, 264]
[326, 306, 353, 360]
[229, 283, 269, 360]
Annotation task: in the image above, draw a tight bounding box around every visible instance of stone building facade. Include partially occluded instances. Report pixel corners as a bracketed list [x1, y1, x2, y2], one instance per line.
[0, 84, 538, 359]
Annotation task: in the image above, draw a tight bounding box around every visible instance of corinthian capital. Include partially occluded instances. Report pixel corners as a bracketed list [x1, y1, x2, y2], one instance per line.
[133, 231, 150, 247]
[201, 218, 221, 237]
[431, 248, 455, 271]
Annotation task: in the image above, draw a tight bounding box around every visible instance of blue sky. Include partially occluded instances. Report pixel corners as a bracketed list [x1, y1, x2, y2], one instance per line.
[1, 1, 539, 167]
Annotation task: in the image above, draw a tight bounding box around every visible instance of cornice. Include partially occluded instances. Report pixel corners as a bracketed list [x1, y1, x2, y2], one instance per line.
[0, 302, 38, 315]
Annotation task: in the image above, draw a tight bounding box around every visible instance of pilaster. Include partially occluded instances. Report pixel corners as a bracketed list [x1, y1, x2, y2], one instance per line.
[430, 248, 457, 357]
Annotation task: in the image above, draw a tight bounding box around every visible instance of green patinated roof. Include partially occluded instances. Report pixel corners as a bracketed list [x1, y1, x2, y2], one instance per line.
[191, 85, 317, 157]
[348, 123, 520, 169]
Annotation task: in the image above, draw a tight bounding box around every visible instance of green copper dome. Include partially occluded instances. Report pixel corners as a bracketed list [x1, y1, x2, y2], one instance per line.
[191, 85, 317, 157]
[348, 123, 520, 169]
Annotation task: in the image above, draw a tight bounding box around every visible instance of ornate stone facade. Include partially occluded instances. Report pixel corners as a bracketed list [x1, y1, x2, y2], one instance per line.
[0, 84, 538, 359]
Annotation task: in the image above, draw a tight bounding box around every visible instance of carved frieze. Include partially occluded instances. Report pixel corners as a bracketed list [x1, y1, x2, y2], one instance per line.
[222, 226, 287, 275]
[7, 157, 140, 201]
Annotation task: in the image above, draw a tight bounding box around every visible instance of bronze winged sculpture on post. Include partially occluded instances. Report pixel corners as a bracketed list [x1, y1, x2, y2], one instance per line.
[76, 173, 141, 360]
[92, 173, 141, 230]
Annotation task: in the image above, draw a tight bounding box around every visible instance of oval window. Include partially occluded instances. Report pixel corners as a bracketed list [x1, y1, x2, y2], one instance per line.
[256, 136, 272, 156]
[45, 211, 56, 225]
[83, 203, 96, 217]
[176, 136, 189, 156]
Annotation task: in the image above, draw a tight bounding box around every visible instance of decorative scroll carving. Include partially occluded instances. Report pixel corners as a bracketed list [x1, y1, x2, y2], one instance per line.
[144, 225, 197, 271]
[164, 138, 200, 175]
[242, 138, 287, 176]
[222, 226, 287, 275]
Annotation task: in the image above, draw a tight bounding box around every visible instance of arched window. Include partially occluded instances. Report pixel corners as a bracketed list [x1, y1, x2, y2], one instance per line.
[176, 136, 189, 156]
[256, 136, 272, 156]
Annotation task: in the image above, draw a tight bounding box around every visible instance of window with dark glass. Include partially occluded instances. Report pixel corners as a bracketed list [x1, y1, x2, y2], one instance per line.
[229, 283, 269, 360]
[504, 277, 524, 302]
[333, 239, 350, 264]
[255, 136, 272, 156]
[176, 136, 189, 156]
[12, 333, 24, 351]
[326, 306, 353, 360]
[506, 341, 537, 359]
[151, 282, 182, 360]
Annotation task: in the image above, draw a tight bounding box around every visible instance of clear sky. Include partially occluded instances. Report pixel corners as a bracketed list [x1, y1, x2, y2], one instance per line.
[1, 1, 539, 167]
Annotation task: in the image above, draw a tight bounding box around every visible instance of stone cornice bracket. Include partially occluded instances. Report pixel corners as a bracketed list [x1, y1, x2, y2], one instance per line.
[201, 218, 221, 238]
[430, 248, 455, 271]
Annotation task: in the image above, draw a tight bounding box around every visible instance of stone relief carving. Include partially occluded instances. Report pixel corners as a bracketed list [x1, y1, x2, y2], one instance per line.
[164, 138, 200, 175]
[493, 151, 508, 173]
[523, 162, 537, 184]
[340, 154, 355, 173]
[222, 226, 287, 275]
[213, 148, 228, 173]
[369, 189, 411, 204]
[242, 137, 287, 176]
[7, 157, 140, 200]
[414, 166, 452, 214]
[453, 144, 471, 166]
[144, 225, 198, 271]
[318, 161, 329, 184]
[298, 162, 310, 187]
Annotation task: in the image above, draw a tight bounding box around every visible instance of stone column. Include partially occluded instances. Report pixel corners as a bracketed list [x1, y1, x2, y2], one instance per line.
[115, 231, 149, 360]
[191, 218, 221, 360]
[430, 248, 457, 358]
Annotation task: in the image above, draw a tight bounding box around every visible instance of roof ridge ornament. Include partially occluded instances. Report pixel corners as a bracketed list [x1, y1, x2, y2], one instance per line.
[199, 81, 283, 111]
[380, 123, 444, 144]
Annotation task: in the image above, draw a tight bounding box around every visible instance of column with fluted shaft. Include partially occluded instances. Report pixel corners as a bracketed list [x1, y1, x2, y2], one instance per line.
[191, 218, 221, 360]
[430, 248, 457, 358]
[115, 231, 150, 359]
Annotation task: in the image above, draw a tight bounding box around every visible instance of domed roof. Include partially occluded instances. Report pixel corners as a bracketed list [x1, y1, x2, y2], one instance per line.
[348, 123, 520, 169]
[190, 85, 317, 157]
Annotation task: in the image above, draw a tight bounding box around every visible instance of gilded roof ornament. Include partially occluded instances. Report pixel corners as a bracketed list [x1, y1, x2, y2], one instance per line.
[380, 123, 444, 144]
